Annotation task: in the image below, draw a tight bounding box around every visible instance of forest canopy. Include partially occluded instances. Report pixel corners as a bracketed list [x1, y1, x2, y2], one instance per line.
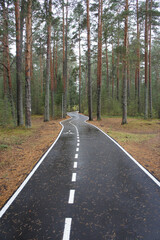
[0, 0, 160, 127]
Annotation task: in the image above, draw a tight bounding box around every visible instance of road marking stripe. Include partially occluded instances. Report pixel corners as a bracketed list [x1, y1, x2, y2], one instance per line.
[75, 153, 78, 159]
[77, 143, 80, 146]
[85, 119, 160, 187]
[62, 218, 72, 240]
[77, 140, 80, 143]
[73, 162, 78, 168]
[76, 148, 79, 152]
[68, 190, 75, 204]
[72, 173, 77, 182]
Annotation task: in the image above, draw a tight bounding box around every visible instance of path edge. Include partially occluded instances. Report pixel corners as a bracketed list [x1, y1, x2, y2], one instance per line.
[84, 117, 160, 188]
[0, 118, 70, 218]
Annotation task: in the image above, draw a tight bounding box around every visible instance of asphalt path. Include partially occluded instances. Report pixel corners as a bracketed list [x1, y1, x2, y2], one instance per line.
[0, 112, 160, 240]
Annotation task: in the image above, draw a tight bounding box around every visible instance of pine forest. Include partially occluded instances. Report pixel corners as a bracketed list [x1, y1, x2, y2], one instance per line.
[0, 0, 160, 127]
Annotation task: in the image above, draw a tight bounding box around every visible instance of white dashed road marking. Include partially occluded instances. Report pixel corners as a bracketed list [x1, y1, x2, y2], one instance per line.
[62, 218, 72, 240]
[68, 190, 75, 204]
[75, 154, 78, 159]
[72, 173, 77, 182]
[73, 162, 78, 168]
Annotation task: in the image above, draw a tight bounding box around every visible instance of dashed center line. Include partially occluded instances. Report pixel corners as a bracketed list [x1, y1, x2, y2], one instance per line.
[68, 190, 75, 204]
[77, 143, 80, 146]
[75, 153, 78, 159]
[72, 173, 77, 182]
[76, 148, 79, 152]
[77, 139, 80, 143]
[73, 162, 78, 168]
[62, 218, 72, 240]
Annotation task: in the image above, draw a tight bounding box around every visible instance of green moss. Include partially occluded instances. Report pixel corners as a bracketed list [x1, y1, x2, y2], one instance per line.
[108, 131, 156, 143]
[0, 144, 8, 149]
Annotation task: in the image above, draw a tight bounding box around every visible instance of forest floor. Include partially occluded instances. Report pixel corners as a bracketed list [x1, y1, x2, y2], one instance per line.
[90, 117, 160, 183]
[0, 116, 62, 208]
[0, 115, 160, 209]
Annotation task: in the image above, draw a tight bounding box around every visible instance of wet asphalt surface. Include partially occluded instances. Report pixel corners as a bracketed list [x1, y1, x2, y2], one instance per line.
[0, 112, 160, 240]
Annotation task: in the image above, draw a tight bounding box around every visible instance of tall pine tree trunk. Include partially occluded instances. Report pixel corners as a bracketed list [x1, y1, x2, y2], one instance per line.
[87, 0, 92, 120]
[97, 0, 102, 120]
[50, 44, 54, 119]
[55, 32, 58, 91]
[117, 22, 120, 101]
[144, 0, 148, 119]
[3, 0, 16, 125]
[149, 0, 152, 118]
[136, 0, 141, 113]
[44, 0, 52, 122]
[25, 0, 32, 127]
[105, 37, 109, 96]
[64, 0, 68, 117]
[62, 0, 65, 118]
[111, 40, 114, 99]
[15, 0, 24, 126]
[79, 20, 81, 113]
[122, 0, 128, 125]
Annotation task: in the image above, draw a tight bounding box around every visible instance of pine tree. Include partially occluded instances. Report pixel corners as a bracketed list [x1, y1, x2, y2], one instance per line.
[25, 0, 32, 127]
[15, 0, 24, 126]
[87, 0, 92, 120]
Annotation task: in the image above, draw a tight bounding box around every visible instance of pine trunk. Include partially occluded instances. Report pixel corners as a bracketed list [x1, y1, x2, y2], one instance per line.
[149, 0, 152, 118]
[55, 35, 58, 91]
[25, 0, 32, 127]
[136, 0, 141, 112]
[117, 23, 120, 101]
[44, 0, 52, 122]
[39, 51, 43, 95]
[63, 0, 68, 117]
[79, 21, 81, 113]
[50, 45, 54, 119]
[105, 38, 109, 96]
[144, 0, 148, 119]
[62, 1, 65, 118]
[87, 0, 92, 120]
[15, 0, 24, 126]
[122, 0, 128, 125]
[3, 1, 16, 125]
[111, 41, 114, 99]
[97, 0, 102, 121]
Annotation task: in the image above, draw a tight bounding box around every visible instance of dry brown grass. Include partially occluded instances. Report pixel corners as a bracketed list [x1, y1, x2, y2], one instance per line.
[0, 116, 63, 208]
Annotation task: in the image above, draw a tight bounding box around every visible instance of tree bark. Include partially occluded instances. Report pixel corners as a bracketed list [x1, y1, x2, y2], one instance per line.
[55, 33, 58, 91]
[63, 0, 68, 117]
[3, 0, 16, 125]
[87, 0, 92, 120]
[122, 0, 128, 125]
[25, 0, 32, 127]
[50, 44, 54, 119]
[149, 0, 152, 118]
[15, 0, 24, 126]
[97, 0, 102, 120]
[79, 19, 82, 113]
[136, 0, 141, 113]
[111, 40, 114, 99]
[44, 0, 52, 122]
[116, 21, 120, 101]
[105, 37, 109, 96]
[144, 0, 148, 119]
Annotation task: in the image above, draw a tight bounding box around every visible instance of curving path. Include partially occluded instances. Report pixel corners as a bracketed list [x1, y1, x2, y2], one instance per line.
[0, 112, 160, 240]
